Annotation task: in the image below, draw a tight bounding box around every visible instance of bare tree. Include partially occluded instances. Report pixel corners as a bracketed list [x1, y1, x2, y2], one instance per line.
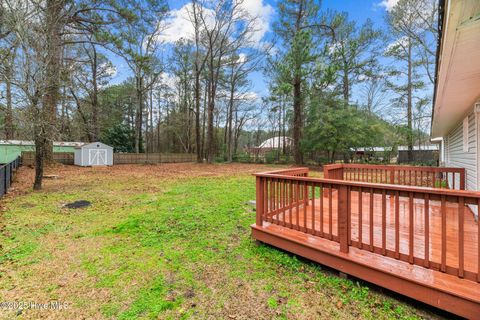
[385, 0, 437, 162]
[68, 40, 113, 142]
[197, 0, 258, 163]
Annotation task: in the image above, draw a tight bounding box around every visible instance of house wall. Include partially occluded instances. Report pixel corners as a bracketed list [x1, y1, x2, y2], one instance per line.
[445, 108, 477, 192]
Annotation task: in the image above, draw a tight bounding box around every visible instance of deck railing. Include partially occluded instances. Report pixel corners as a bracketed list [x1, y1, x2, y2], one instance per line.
[324, 163, 466, 190]
[255, 166, 480, 282]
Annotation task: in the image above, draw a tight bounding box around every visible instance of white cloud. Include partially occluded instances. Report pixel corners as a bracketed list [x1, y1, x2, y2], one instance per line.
[237, 0, 274, 43]
[237, 53, 247, 63]
[378, 0, 399, 11]
[158, 0, 273, 45]
[157, 4, 198, 43]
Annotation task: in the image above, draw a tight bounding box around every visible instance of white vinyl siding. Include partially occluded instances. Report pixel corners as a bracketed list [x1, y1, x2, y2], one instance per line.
[463, 117, 469, 152]
[445, 109, 477, 191]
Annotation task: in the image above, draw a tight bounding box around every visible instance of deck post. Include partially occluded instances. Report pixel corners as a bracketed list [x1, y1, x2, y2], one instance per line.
[338, 184, 349, 253]
[256, 176, 264, 227]
[460, 169, 465, 190]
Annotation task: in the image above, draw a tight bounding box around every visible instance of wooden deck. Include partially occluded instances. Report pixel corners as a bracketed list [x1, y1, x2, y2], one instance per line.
[252, 166, 480, 319]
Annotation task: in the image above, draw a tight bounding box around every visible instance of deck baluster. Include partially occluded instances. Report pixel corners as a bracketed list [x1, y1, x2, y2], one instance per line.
[441, 195, 447, 272]
[458, 197, 464, 278]
[395, 191, 400, 259]
[303, 181, 307, 231]
[329, 186, 333, 240]
[288, 180, 293, 227]
[338, 185, 349, 253]
[295, 181, 300, 230]
[382, 190, 387, 255]
[369, 188, 374, 252]
[424, 194, 430, 268]
[358, 187, 363, 249]
[409, 192, 414, 264]
[311, 183, 316, 234]
[320, 184, 324, 236]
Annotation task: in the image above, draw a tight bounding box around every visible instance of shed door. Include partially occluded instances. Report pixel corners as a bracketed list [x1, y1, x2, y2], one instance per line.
[88, 149, 107, 166]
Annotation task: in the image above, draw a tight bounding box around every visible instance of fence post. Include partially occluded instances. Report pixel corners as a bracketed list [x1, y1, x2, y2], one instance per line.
[338, 184, 349, 253]
[256, 176, 264, 227]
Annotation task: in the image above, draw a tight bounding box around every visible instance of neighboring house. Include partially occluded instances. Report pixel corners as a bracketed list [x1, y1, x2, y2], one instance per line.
[431, 0, 480, 198]
[246, 136, 292, 158]
[257, 136, 292, 151]
[0, 140, 84, 163]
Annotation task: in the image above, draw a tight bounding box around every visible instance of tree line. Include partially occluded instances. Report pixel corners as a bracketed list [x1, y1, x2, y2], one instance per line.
[0, 0, 438, 189]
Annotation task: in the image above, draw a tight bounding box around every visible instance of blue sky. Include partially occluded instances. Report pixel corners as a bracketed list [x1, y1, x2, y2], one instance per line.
[108, 0, 394, 99]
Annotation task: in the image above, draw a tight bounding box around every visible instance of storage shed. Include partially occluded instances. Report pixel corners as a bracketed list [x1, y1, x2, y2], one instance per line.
[74, 142, 113, 166]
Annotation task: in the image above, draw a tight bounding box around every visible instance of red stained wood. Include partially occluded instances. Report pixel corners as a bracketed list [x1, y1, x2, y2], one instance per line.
[252, 223, 480, 319]
[323, 164, 466, 190]
[253, 166, 480, 317]
[265, 190, 479, 279]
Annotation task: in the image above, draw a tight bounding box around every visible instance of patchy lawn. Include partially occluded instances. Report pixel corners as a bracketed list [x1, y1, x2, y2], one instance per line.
[1, 163, 444, 319]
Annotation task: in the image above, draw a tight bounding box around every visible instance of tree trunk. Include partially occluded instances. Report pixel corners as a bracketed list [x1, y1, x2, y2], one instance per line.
[135, 75, 143, 153]
[407, 38, 413, 163]
[292, 74, 303, 164]
[282, 97, 286, 155]
[201, 82, 207, 160]
[192, 0, 203, 163]
[4, 58, 14, 139]
[206, 77, 215, 163]
[43, 0, 64, 163]
[227, 79, 234, 162]
[31, 92, 44, 190]
[149, 82, 154, 153]
[34, 135, 45, 190]
[91, 45, 99, 141]
[343, 65, 349, 106]
[194, 74, 202, 162]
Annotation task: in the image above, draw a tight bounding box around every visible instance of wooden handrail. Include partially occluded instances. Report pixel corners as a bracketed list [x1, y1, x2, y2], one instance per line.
[323, 164, 466, 190]
[255, 168, 480, 282]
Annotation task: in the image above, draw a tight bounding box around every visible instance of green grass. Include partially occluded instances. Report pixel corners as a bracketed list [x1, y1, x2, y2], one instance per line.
[0, 165, 437, 319]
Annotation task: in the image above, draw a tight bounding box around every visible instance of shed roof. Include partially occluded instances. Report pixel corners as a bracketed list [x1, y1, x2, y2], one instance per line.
[75, 142, 113, 149]
[0, 140, 84, 147]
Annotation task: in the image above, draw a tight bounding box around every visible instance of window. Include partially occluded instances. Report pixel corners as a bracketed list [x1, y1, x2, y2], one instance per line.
[463, 116, 469, 152]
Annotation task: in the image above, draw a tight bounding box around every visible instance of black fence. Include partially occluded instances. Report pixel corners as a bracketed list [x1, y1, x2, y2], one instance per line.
[0, 156, 21, 198]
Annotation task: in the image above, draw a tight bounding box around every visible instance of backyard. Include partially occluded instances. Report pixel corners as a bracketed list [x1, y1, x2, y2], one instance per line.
[0, 163, 446, 319]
